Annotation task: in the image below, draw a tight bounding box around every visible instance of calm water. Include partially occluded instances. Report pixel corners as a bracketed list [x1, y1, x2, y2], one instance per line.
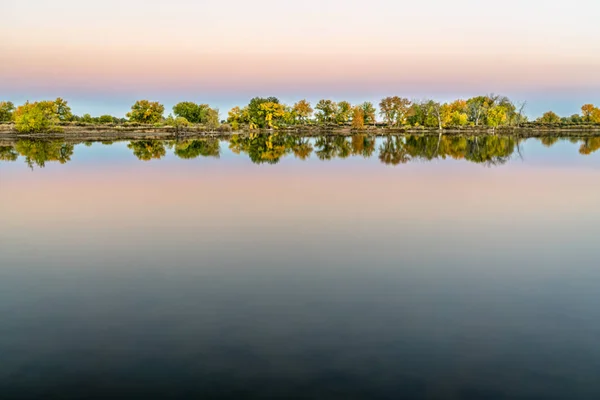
[1, 135, 600, 399]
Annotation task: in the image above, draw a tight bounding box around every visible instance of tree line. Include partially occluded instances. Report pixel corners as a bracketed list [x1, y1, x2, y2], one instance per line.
[2, 135, 599, 169]
[1, 97, 600, 134]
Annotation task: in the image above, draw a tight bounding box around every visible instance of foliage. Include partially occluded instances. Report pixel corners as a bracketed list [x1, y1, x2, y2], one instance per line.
[54, 98, 73, 121]
[315, 100, 338, 124]
[13, 140, 74, 168]
[259, 102, 285, 129]
[126, 100, 165, 124]
[581, 104, 600, 123]
[173, 102, 213, 124]
[14, 101, 61, 133]
[361, 102, 377, 125]
[379, 97, 411, 126]
[174, 139, 220, 159]
[293, 100, 313, 123]
[351, 106, 365, 129]
[246, 97, 280, 129]
[537, 111, 561, 124]
[128, 140, 167, 160]
[0, 101, 15, 122]
[335, 101, 353, 124]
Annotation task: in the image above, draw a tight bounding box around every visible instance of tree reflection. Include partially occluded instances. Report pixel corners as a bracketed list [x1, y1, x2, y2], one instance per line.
[397, 135, 515, 166]
[229, 133, 291, 164]
[128, 140, 166, 161]
[351, 134, 376, 158]
[0, 145, 19, 162]
[379, 137, 410, 165]
[173, 139, 220, 159]
[292, 137, 313, 160]
[540, 137, 559, 148]
[13, 140, 74, 168]
[579, 137, 600, 155]
[1, 134, 595, 168]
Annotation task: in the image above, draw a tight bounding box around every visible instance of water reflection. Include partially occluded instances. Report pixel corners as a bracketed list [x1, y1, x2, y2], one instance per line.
[1, 134, 598, 168]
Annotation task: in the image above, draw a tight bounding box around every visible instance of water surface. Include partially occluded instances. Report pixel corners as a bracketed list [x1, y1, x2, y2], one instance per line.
[1, 135, 600, 399]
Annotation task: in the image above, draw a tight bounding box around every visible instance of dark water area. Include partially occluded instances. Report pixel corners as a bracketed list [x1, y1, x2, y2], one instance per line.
[1, 134, 600, 399]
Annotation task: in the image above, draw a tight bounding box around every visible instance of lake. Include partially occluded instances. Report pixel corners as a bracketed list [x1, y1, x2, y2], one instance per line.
[1, 134, 600, 399]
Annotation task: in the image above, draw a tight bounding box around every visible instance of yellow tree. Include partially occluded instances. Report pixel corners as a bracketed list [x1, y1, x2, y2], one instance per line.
[293, 100, 313, 124]
[351, 106, 365, 129]
[581, 104, 596, 122]
[259, 102, 286, 129]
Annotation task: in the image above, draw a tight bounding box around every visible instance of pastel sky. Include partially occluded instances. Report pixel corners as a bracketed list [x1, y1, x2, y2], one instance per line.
[2, 0, 600, 117]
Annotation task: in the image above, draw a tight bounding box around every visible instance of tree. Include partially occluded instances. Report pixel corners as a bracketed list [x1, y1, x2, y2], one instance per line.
[361, 102, 376, 126]
[581, 104, 595, 122]
[335, 101, 353, 124]
[98, 115, 117, 124]
[446, 100, 469, 126]
[127, 100, 165, 124]
[351, 106, 365, 129]
[487, 106, 508, 128]
[259, 102, 285, 129]
[425, 101, 443, 129]
[315, 100, 337, 124]
[165, 114, 190, 133]
[537, 111, 561, 124]
[0, 101, 15, 122]
[54, 98, 73, 122]
[173, 102, 212, 123]
[227, 106, 247, 130]
[247, 97, 280, 128]
[379, 96, 411, 126]
[466, 95, 496, 126]
[581, 104, 600, 123]
[205, 108, 220, 130]
[14, 101, 61, 133]
[292, 100, 313, 124]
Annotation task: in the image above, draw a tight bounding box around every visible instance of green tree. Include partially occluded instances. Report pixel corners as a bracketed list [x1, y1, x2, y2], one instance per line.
[315, 100, 337, 124]
[54, 98, 73, 122]
[335, 101, 353, 124]
[173, 102, 212, 124]
[361, 102, 377, 125]
[246, 97, 280, 128]
[98, 115, 117, 124]
[127, 100, 165, 124]
[14, 101, 61, 133]
[0, 101, 15, 122]
[537, 111, 561, 124]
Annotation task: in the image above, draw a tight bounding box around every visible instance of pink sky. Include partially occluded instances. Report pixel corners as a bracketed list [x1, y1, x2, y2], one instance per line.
[2, 0, 599, 117]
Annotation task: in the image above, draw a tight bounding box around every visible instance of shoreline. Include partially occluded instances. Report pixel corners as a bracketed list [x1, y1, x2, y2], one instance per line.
[1, 123, 600, 142]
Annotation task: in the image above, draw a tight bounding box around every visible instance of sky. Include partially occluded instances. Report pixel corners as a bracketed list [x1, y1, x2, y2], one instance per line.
[2, 0, 600, 118]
